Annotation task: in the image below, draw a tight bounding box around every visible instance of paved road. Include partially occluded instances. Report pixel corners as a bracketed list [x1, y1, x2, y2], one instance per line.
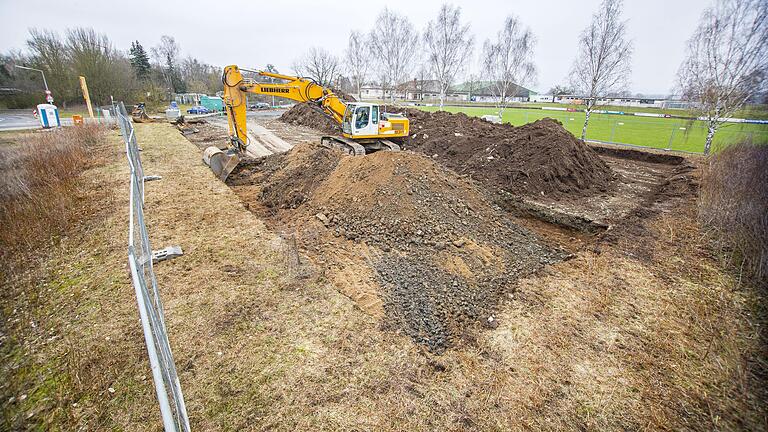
[0, 110, 39, 130]
[0, 109, 77, 131]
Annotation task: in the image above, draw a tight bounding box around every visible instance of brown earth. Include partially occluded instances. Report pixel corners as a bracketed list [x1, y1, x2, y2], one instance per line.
[278, 105, 615, 199]
[278, 103, 341, 135]
[405, 114, 615, 199]
[228, 143, 566, 352]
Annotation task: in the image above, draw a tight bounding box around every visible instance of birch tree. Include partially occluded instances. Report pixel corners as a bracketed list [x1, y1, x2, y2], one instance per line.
[676, 0, 768, 155]
[481, 15, 536, 119]
[292, 47, 340, 87]
[345, 30, 370, 100]
[370, 7, 419, 103]
[570, 0, 633, 140]
[423, 4, 474, 110]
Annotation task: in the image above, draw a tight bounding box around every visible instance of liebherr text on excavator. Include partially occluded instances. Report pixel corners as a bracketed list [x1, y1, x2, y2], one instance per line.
[204, 65, 410, 180]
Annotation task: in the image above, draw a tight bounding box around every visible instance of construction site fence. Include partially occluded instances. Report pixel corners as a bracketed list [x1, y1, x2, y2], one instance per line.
[113, 101, 191, 432]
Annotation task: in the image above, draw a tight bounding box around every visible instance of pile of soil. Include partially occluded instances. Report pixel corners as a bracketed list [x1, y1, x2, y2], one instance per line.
[279, 105, 615, 199]
[278, 103, 341, 135]
[277, 90, 356, 135]
[399, 109, 615, 199]
[228, 144, 565, 352]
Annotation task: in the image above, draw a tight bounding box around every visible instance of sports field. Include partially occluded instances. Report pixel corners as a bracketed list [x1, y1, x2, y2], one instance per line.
[419, 105, 768, 153]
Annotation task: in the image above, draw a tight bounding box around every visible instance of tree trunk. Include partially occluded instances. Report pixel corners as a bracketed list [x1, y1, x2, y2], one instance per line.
[439, 91, 445, 111]
[704, 122, 717, 155]
[581, 108, 592, 141]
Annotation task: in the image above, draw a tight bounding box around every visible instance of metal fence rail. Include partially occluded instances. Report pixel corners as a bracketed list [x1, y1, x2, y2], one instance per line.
[114, 102, 190, 432]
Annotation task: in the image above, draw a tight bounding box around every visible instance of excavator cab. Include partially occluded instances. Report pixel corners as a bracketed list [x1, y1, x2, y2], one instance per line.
[342, 103, 379, 137]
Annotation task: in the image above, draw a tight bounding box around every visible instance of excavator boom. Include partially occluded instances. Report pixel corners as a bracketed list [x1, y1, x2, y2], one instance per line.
[222, 65, 349, 149]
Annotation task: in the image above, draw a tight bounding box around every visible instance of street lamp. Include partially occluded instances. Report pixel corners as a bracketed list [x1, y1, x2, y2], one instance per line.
[15, 65, 54, 103]
[14, 65, 49, 91]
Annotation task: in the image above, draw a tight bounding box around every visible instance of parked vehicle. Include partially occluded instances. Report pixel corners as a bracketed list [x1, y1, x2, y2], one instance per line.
[249, 102, 271, 110]
[187, 105, 211, 114]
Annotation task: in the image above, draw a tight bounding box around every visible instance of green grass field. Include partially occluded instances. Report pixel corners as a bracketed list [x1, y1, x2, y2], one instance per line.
[418, 106, 768, 153]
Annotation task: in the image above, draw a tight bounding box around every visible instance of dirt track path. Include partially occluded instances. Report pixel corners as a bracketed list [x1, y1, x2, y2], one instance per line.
[207, 113, 312, 157]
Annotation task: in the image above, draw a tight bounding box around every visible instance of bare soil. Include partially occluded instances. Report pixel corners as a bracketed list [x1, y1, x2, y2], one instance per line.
[278, 103, 341, 135]
[277, 104, 616, 199]
[228, 144, 566, 352]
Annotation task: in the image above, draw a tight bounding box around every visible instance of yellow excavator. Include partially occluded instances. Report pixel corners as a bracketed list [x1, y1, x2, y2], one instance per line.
[204, 65, 410, 180]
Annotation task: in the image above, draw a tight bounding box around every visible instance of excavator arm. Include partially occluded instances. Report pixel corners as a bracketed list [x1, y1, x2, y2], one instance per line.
[222, 65, 347, 150]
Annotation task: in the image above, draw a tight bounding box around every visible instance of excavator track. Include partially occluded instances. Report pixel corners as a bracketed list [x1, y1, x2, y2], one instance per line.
[379, 139, 401, 152]
[320, 136, 402, 156]
[321, 136, 366, 156]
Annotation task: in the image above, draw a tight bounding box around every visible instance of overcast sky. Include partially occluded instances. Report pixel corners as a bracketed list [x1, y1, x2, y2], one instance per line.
[0, 0, 709, 95]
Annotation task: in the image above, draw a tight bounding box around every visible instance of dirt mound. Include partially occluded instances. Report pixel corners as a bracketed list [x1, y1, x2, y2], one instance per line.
[280, 103, 614, 199]
[398, 110, 615, 199]
[228, 144, 565, 352]
[277, 91, 355, 135]
[279, 103, 341, 135]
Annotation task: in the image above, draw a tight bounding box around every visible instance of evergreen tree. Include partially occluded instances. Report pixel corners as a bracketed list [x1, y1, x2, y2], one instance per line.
[129, 40, 151, 81]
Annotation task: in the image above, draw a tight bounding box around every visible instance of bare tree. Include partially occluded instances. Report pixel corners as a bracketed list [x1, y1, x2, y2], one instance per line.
[151, 35, 184, 93]
[345, 31, 370, 100]
[26, 29, 76, 104]
[677, 0, 768, 155]
[423, 4, 474, 110]
[66, 28, 133, 104]
[370, 7, 419, 103]
[570, 0, 633, 140]
[180, 57, 221, 94]
[481, 15, 537, 119]
[292, 47, 341, 87]
[547, 84, 574, 102]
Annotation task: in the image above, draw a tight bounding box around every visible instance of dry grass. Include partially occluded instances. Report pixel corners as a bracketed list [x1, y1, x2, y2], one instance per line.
[1, 122, 765, 431]
[0, 125, 105, 257]
[700, 141, 768, 287]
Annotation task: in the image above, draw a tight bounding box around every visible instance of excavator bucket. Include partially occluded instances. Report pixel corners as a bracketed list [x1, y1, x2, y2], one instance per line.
[131, 104, 152, 123]
[203, 146, 240, 181]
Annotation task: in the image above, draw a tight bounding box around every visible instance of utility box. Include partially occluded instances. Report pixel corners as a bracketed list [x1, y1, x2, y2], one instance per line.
[165, 108, 180, 120]
[201, 95, 224, 112]
[37, 104, 60, 128]
[165, 101, 180, 119]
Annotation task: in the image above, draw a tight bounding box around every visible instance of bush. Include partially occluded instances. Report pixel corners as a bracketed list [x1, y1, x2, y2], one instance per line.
[0, 125, 103, 259]
[699, 141, 768, 286]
